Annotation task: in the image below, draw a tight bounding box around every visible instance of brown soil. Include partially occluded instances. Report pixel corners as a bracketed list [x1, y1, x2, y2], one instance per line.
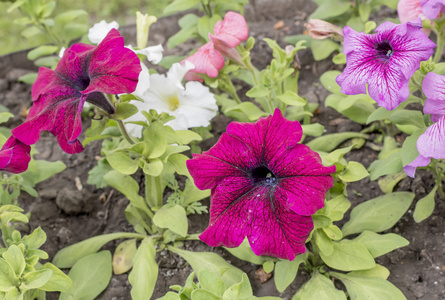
[1, 0, 444, 299]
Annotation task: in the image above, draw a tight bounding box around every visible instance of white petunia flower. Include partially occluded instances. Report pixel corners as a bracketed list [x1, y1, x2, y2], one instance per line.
[88, 20, 119, 44]
[125, 61, 218, 137]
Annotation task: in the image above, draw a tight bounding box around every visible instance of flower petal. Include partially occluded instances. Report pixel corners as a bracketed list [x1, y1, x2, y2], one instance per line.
[417, 115, 445, 159]
[421, 0, 445, 19]
[84, 29, 141, 95]
[213, 12, 248, 48]
[88, 20, 119, 44]
[0, 137, 31, 174]
[403, 154, 431, 178]
[422, 72, 445, 120]
[183, 43, 225, 79]
[336, 21, 435, 110]
[200, 176, 313, 260]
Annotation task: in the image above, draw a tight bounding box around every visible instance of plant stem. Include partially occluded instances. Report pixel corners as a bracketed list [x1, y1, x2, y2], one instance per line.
[117, 119, 136, 145]
[434, 32, 445, 63]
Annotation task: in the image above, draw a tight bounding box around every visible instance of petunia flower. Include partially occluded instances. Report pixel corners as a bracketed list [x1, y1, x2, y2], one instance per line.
[125, 61, 218, 137]
[184, 11, 248, 81]
[421, 0, 445, 19]
[11, 29, 141, 154]
[0, 136, 31, 174]
[183, 43, 225, 81]
[186, 109, 336, 260]
[404, 71, 445, 177]
[398, 0, 431, 35]
[336, 19, 435, 110]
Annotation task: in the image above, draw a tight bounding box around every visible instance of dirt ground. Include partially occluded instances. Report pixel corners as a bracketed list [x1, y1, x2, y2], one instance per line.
[1, 0, 445, 299]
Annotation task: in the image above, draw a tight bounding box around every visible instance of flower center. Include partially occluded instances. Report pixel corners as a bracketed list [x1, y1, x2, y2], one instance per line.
[166, 95, 180, 111]
[376, 41, 394, 59]
[250, 166, 277, 186]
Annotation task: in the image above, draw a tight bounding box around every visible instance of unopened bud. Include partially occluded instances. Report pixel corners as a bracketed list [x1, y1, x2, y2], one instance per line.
[136, 11, 157, 49]
[305, 19, 343, 42]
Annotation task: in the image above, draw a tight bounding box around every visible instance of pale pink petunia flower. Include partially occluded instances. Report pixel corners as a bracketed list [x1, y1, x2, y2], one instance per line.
[421, 0, 445, 19]
[183, 43, 225, 81]
[398, 0, 431, 35]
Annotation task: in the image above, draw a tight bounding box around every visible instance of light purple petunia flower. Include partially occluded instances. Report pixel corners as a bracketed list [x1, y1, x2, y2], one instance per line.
[404, 72, 445, 177]
[11, 29, 141, 154]
[0, 137, 31, 174]
[187, 109, 335, 260]
[336, 19, 435, 110]
[421, 0, 445, 19]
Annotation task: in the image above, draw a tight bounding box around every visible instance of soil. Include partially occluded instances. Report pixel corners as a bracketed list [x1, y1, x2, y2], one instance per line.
[1, 0, 445, 299]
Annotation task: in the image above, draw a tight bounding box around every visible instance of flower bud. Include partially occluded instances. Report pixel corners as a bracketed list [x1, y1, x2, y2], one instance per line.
[305, 19, 343, 42]
[136, 11, 157, 49]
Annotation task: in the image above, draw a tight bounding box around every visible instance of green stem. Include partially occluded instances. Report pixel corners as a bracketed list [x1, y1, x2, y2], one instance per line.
[434, 32, 445, 63]
[225, 77, 242, 104]
[117, 120, 136, 145]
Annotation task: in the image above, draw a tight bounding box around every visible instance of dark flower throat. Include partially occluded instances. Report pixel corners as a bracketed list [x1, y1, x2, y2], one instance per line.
[376, 41, 394, 59]
[250, 166, 277, 186]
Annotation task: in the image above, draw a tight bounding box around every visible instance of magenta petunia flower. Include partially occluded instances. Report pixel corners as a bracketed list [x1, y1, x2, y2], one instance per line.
[336, 19, 435, 110]
[0, 137, 31, 174]
[421, 0, 445, 19]
[11, 29, 141, 154]
[187, 109, 335, 260]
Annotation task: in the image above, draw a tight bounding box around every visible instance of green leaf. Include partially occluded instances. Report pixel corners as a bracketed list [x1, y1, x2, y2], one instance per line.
[320, 70, 341, 94]
[359, 2, 371, 21]
[0, 113, 13, 125]
[192, 289, 220, 300]
[168, 25, 197, 49]
[174, 130, 202, 144]
[59, 251, 112, 300]
[319, 240, 375, 271]
[163, 0, 200, 14]
[338, 161, 369, 182]
[103, 171, 150, 215]
[197, 15, 211, 40]
[331, 272, 406, 300]
[263, 261, 274, 273]
[368, 151, 402, 180]
[114, 103, 138, 120]
[277, 91, 306, 106]
[87, 159, 112, 189]
[21, 160, 66, 186]
[306, 132, 368, 152]
[246, 86, 271, 98]
[378, 172, 407, 194]
[354, 231, 409, 258]
[40, 263, 73, 293]
[20, 269, 52, 290]
[143, 121, 167, 159]
[295, 271, 346, 300]
[401, 128, 426, 167]
[27, 45, 58, 60]
[153, 205, 188, 237]
[129, 238, 158, 300]
[274, 254, 306, 293]
[0, 259, 18, 291]
[53, 232, 144, 268]
[366, 107, 392, 124]
[113, 239, 137, 275]
[325, 195, 351, 221]
[106, 151, 139, 175]
[23, 227, 46, 250]
[223, 238, 267, 265]
[325, 94, 376, 124]
[388, 110, 425, 129]
[141, 158, 164, 176]
[315, 229, 334, 256]
[302, 124, 324, 137]
[342, 192, 415, 236]
[168, 247, 244, 288]
[198, 270, 226, 297]
[226, 102, 267, 121]
[311, 39, 340, 61]
[332, 53, 346, 64]
[309, 1, 351, 19]
[223, 273, 253, 299]
[348, 264, 390, 280]
[413, 185, 437, 223]
[18, 73, 38, 84]
[3, 245, 25, 277]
